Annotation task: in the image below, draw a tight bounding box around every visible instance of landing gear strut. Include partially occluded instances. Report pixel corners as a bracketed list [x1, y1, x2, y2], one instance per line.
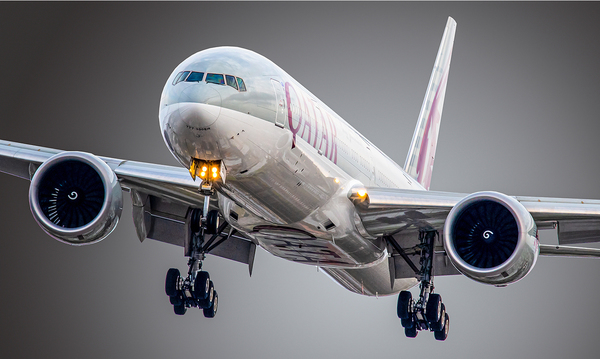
[395, 231, 450, 341]
[164, 183, 228, 317]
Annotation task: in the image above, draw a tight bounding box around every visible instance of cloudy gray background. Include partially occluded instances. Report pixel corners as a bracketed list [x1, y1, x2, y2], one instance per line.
[1, 2, 600, 358]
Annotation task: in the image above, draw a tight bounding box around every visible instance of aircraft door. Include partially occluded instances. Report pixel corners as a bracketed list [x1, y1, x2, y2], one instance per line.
[271, 78, 286, 128]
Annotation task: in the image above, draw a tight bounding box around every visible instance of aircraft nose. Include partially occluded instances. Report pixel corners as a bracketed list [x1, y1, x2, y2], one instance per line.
[174, 102, 220, 129]
[159, 80, 225, 165]
[178, 83, 221, 109]
[163, 83, 222, 128]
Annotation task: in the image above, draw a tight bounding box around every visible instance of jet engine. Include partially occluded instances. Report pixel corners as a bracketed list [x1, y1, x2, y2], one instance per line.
[443, 191, 539, 286]
[29, 152, 123, 245]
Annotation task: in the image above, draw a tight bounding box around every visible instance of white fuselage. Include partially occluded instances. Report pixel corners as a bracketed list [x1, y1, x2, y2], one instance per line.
[159, 47, 423, 295]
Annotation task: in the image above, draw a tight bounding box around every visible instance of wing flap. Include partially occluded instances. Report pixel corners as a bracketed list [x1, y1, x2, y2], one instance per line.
[539, 244, 600, 257]
[557, 220, 600, 245]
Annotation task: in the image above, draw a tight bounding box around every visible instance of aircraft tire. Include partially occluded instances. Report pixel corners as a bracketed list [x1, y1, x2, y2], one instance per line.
[426, 293, 442, 324]
[194, 271, 210, 300]
[170, 295, 182, 306]
[206, 210, 219, 234]
[397, 291, 412, 319]
[190, 208, 202, 234]
[174, 303, 187, 315]
[165, 268, 180, 297]
[198, 281, 214, 309]
[431, 303, 446, 331]
[203, 290, 218, 318]
[434, 313, 450, 341]
[405, 326, 418, 338]
[401, 317, 414, 329]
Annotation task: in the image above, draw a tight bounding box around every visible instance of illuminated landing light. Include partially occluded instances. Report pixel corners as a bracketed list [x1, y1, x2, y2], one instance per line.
[334, 178, 340, 184]
[189, 158, 223, 182]
[348, 187, 369, 203]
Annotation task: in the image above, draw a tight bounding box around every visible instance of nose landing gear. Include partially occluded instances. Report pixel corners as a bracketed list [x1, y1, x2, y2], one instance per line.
[392, 231, 450, 341]
[164, 183, 228, 317]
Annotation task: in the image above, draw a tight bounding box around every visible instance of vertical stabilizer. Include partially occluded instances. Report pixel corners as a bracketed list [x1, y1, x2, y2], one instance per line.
[404, 17, 456, 190]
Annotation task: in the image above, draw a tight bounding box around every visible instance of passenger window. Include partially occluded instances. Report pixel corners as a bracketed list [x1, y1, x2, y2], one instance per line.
[236, 77, 247, 92]
[186, 72, 204, 82]
[206, 73, 225, 85]
[225, 75, 238, 90]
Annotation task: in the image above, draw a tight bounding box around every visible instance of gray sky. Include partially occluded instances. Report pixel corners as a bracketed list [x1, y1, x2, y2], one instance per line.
[1, 2, 600, 358]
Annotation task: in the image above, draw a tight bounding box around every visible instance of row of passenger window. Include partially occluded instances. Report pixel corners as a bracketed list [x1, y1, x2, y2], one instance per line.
[173, 71, 247, 92]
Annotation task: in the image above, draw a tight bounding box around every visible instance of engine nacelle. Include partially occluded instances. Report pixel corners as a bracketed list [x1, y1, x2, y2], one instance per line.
[443, 191, 539, 286]
[29, 152, 123, 245]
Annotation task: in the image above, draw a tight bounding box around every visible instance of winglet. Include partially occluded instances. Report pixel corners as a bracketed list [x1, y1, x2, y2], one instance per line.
[404, 17, 456, 190]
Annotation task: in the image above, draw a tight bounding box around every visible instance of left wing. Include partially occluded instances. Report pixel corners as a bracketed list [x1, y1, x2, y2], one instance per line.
[352, 186, 600, 250]
[0, 139, 257, 273]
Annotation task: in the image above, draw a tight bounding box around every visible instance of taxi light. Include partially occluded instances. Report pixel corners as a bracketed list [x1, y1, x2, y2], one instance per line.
[334, 178, 340, 184]
[357, 189, 367, 198]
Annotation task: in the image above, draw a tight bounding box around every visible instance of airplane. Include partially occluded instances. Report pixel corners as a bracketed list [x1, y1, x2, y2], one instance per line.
[2, 16, 600, 341]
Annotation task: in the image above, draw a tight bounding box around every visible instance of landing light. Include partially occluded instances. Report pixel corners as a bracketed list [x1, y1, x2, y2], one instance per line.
[189, 158, 223, 182]
[348, 187, 369, 203]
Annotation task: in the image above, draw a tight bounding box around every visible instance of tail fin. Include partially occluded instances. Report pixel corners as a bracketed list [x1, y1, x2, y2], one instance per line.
[404, 17, 456, 190]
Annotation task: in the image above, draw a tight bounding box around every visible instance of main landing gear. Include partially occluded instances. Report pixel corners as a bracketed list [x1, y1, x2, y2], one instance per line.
[393, 231, 450, 341]
[164, 184, 229, 317]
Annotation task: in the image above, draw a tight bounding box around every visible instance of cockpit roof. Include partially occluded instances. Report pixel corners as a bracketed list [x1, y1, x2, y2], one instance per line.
[175, 47, 281, 80]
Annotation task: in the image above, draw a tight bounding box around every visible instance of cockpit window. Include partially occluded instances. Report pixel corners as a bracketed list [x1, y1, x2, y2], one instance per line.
[172, 71, 190, 85]
[206, 73, 225, 85]
[225, 75, 238, 90]
[174, 70, 246, 92]
[186, 71, 204, 82]
[236, 77, 247, 92]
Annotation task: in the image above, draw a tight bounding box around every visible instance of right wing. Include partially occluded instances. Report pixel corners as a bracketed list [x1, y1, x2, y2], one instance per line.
[350, 186, 600, 282]
[0, 139, 257, 273]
